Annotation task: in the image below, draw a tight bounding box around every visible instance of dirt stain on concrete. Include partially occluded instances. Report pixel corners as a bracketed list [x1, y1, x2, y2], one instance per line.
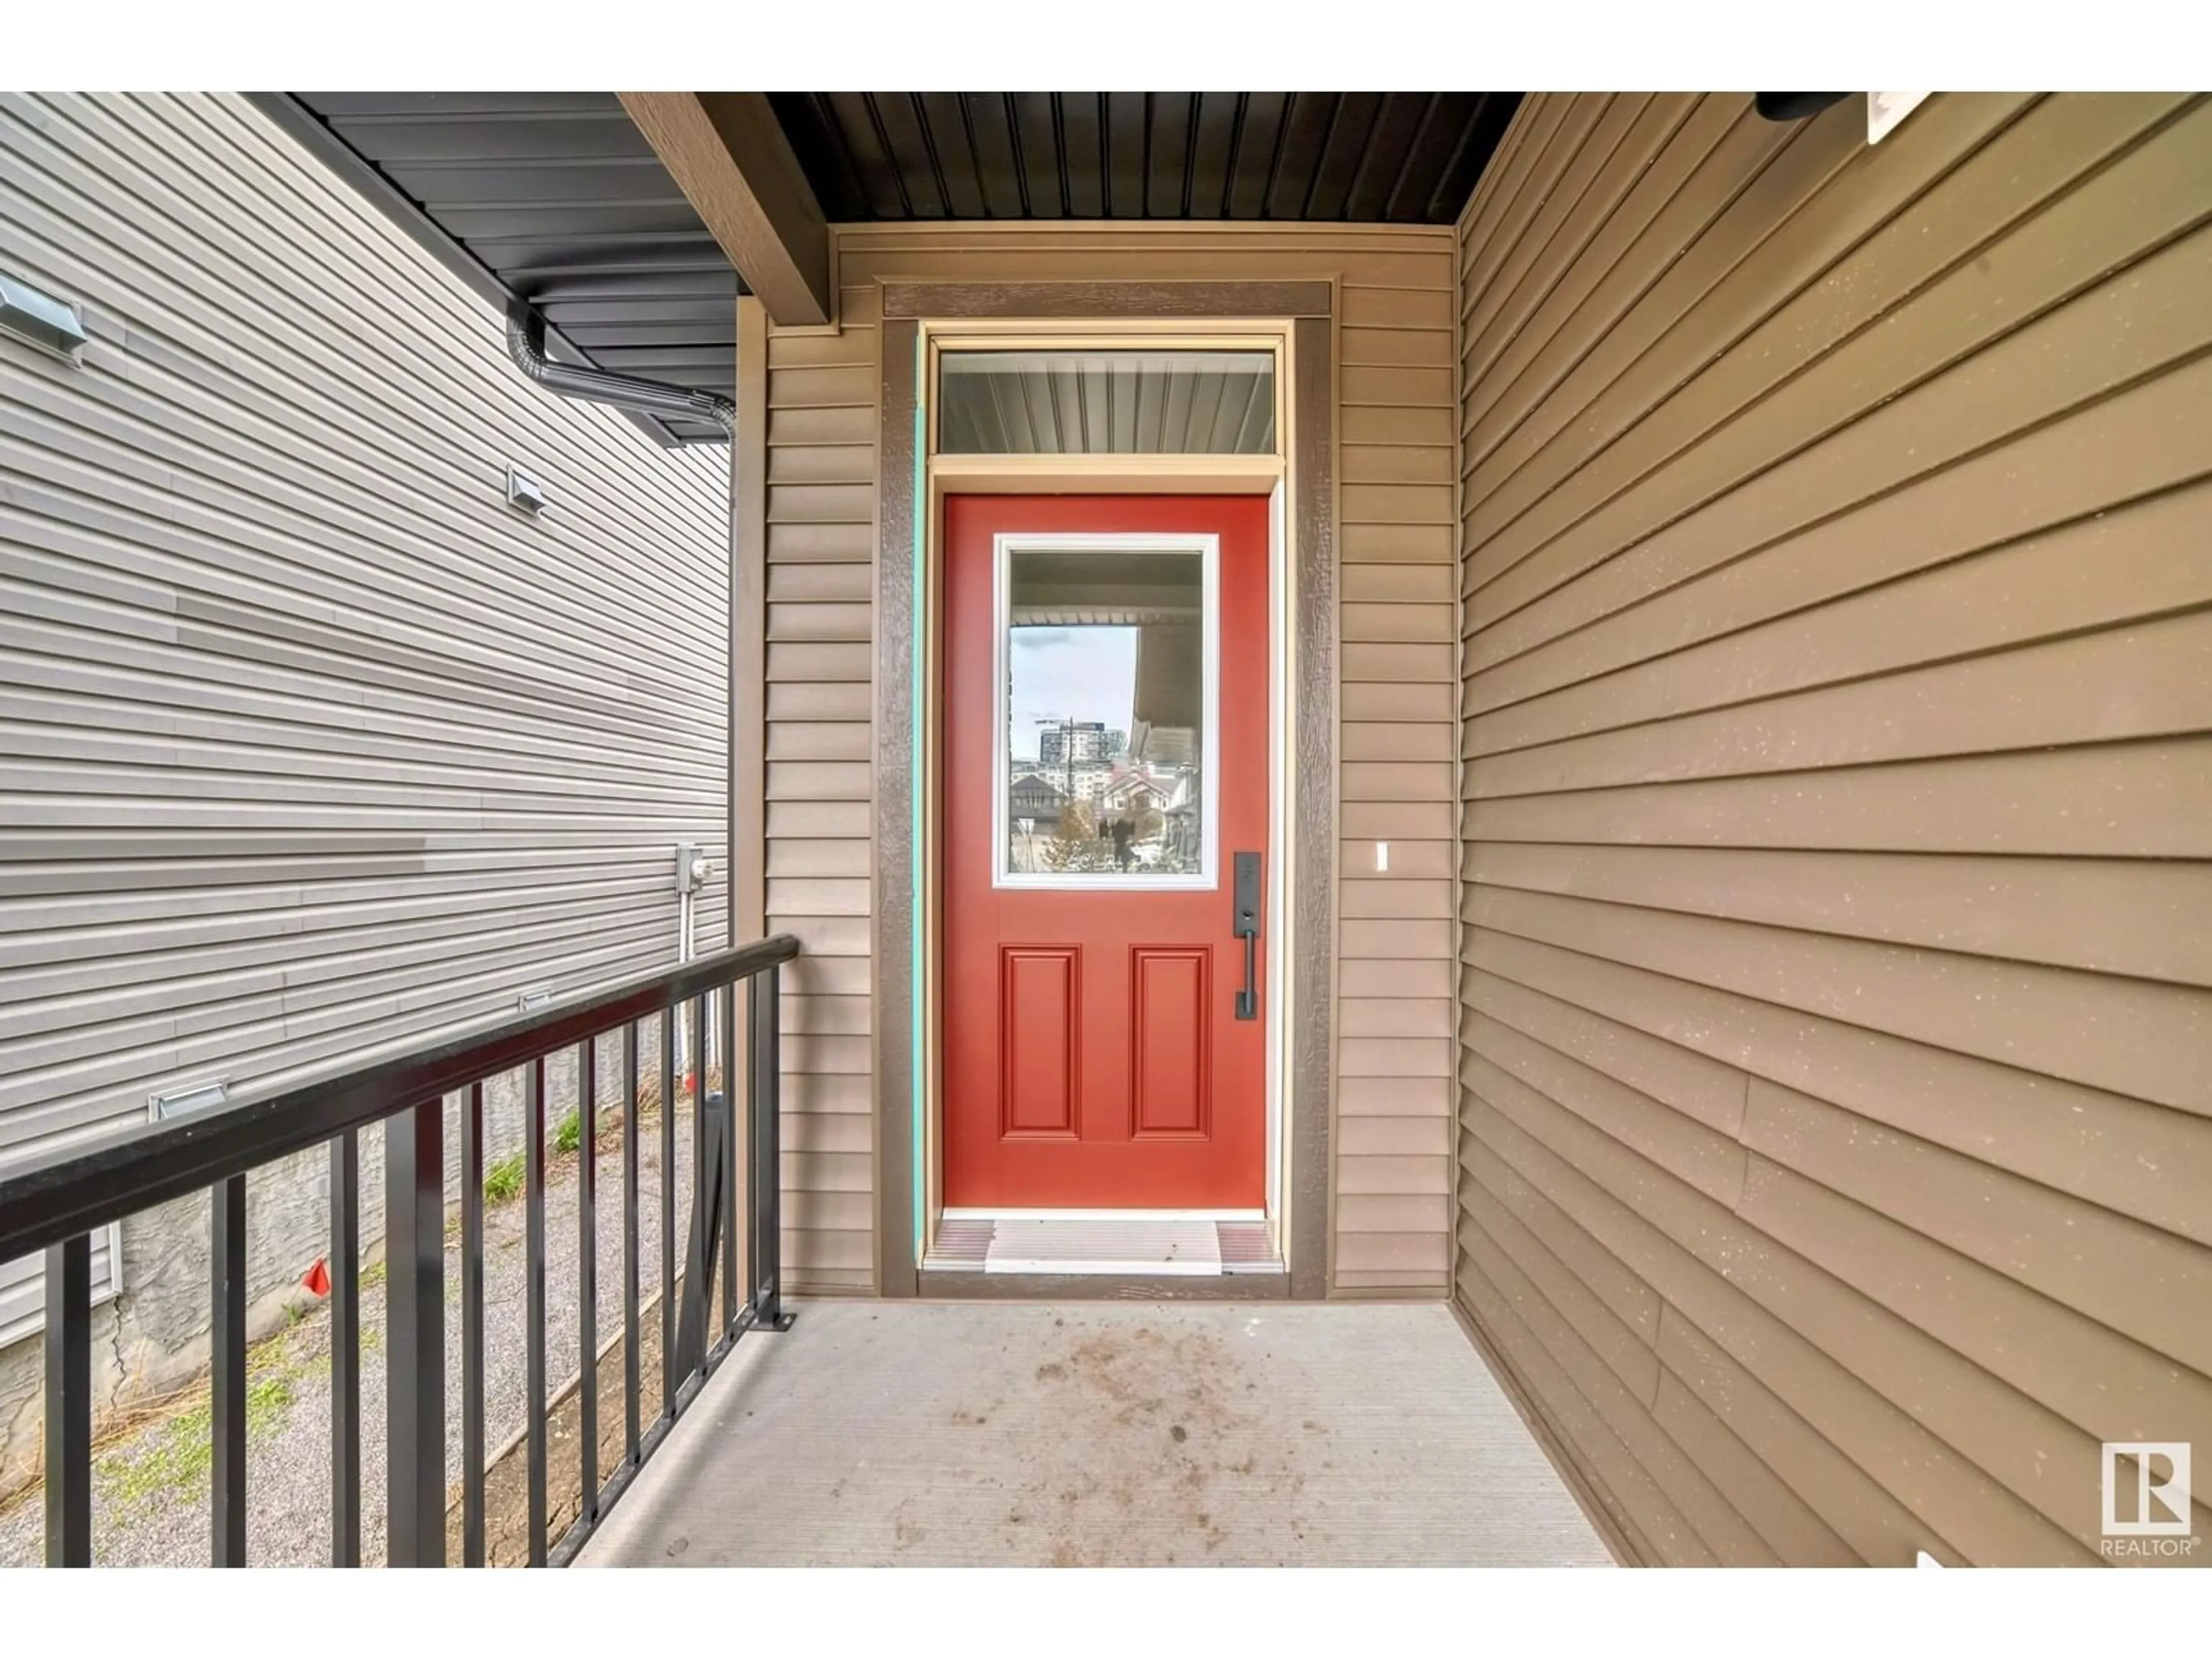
[976, 1312, 1314, 1565]
[892, 1499, 928, 1550]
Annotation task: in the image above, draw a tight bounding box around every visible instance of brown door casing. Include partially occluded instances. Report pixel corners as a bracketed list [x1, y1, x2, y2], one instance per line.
[874, 286, 1336, 1298]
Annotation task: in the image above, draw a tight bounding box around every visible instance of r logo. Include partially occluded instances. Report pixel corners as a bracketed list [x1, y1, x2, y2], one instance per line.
[2103, 1442, 2192, 1537]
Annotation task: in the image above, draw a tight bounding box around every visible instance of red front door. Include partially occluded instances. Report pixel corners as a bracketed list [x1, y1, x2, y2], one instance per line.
[942, 494, 1269, 1209]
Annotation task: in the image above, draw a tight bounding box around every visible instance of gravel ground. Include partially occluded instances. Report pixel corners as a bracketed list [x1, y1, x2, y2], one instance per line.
[0, 1102, 698, 1569]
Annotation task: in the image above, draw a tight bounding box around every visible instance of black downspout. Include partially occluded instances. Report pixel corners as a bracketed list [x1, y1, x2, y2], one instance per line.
[505, 302, 736, 439]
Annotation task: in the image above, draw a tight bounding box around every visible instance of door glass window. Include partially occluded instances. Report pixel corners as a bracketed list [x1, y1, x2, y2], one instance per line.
[999, 540, 1214, 888]
[941, 351, 1275, 454]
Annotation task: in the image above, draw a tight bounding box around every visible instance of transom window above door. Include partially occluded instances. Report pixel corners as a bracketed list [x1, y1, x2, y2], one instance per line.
[996, 534, 1218, 889]
[940, 350, 1277, 454]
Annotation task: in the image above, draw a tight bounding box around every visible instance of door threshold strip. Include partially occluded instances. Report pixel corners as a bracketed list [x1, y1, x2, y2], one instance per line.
[940, 1207, 1266, 1224]
[923, 1217, 1282, 1277]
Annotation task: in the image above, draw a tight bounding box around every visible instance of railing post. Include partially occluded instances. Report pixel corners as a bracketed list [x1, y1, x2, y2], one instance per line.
[43, 1234, 92, 1567]
[749, 963, 792, 1332]
[525, 1058, 548, 1568]
[691, 990, 709, 1325]
[659, 1003, 676, 1416]
[621, 1021, 641, 1465]
[211, 1174, 248, 1566]
[460, 1082, 486, 1567]
[577, 1038, 598, 1525]
[331, 1131, 361, 1568]
[385, 1099, 445, 1567]
[719, 986, 737, 1338]
[674, 1086, 724, 1381]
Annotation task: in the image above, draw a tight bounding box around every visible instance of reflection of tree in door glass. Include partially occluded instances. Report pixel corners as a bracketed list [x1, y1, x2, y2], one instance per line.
[1005, 548, 1205, 878]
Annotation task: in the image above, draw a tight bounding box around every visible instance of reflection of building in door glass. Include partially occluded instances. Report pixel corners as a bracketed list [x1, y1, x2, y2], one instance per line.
[1009, 770, 1181, 874]
[1008, 760, 1201, 876]
[1006, 546, 1206, 878]
[1037, 722, 1125, 766]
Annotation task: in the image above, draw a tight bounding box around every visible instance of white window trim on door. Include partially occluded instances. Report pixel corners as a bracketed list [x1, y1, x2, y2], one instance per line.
[990, 529, 1222, 893]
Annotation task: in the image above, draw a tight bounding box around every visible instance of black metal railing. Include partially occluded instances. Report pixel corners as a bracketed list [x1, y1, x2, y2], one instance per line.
[0, 934, 800, 1569]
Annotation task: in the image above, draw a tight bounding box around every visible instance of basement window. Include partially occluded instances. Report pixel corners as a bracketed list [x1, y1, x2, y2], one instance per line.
[938, 350, 1277, 455]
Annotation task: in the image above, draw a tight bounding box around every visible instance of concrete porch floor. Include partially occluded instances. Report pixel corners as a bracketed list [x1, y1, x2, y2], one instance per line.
[578, 1300, 1613, 1567]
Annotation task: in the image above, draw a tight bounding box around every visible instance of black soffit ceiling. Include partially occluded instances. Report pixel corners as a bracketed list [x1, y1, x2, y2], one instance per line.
[256, 91, 1524, 445]
[773, 93, 1522, 223]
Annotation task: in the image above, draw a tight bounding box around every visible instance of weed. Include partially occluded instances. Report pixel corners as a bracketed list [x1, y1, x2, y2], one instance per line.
[553, 1108, 582, 1157]
[102, 1400, 215, 1507]
[361, 1258, 387, 1291]
[100, 1359, 302, 1511]
[482, 1150, 525, 1204]
[247, 1372, 296, 1429]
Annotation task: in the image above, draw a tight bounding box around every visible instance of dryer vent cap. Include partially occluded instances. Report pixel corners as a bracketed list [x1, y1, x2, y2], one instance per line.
[506, 465, 548, 516]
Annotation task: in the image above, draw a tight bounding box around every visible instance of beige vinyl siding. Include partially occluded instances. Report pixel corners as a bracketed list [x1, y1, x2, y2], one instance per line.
[764, 296, 879, 1290]
[760, 222, 1459, 1293]
[0, 94, 728, 1327]
[1335, 252, 1459, 1294]
[1453, 92, 2212, 1565]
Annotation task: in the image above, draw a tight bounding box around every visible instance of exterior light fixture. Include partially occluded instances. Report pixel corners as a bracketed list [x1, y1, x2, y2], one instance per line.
[149, 1079, 230, 1122]
[0, 271, 89, 359]
[506, 464, 548, 516]
[1754, 93, 1847, 122]
[1753, 92, 1930, 146]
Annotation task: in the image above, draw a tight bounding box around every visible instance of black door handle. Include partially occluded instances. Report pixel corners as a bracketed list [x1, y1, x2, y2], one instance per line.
[1232, 851, 1261, 1020]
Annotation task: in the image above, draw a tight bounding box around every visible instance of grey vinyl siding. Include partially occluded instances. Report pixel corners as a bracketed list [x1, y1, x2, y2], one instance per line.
[1453, 92, 2212, 1565]
[0, 1224, 116, 1349]
[0, 93, 729, 1334]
